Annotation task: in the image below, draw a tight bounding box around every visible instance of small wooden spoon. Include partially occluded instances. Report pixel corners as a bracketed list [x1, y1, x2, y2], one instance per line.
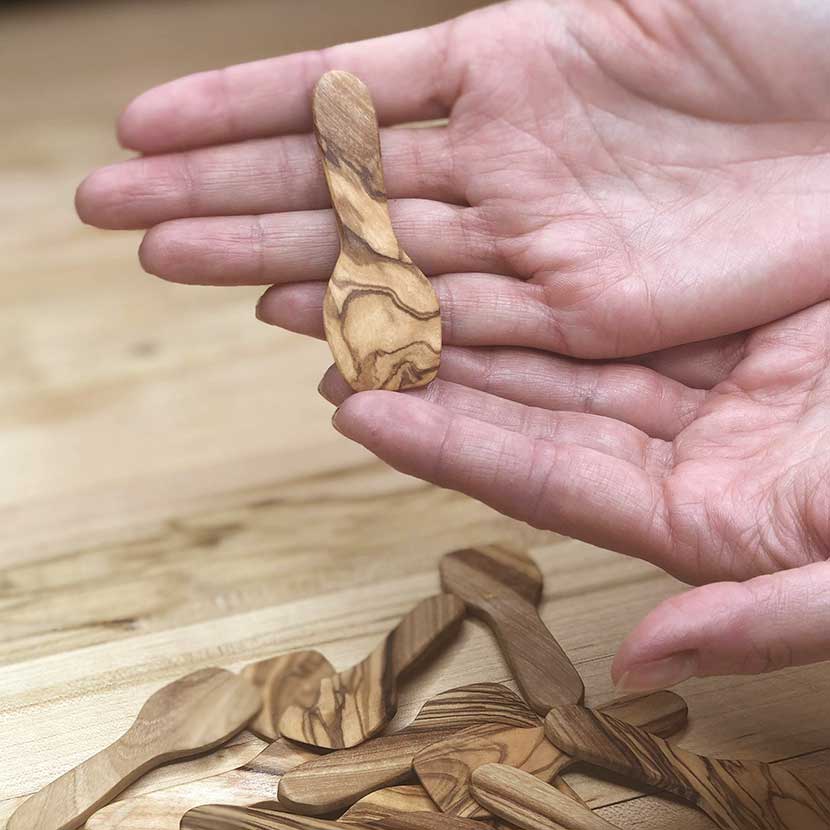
[341, 785, 440, 823]
[414, 690, 687, 818]
[8, 667, 261, 830]
[278, 593, 465, 749]
[242, 651, 336, 741]
[471, 764, 620, 830]
[312, 69, 441, 392]
[278, 682, 536, 814]
[545, 705, 830, 830]
[181, 805, 480, 830]
[440, 545, 584, 713]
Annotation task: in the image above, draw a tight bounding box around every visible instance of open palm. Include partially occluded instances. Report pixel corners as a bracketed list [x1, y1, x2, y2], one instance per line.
[77, 0, 830, 687]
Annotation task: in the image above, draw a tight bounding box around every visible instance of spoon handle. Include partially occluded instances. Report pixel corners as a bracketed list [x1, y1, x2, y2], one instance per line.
[312, 70, 398, 257]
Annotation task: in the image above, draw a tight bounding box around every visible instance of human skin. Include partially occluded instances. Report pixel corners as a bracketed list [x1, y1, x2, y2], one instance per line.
[76, 0, 830, 691]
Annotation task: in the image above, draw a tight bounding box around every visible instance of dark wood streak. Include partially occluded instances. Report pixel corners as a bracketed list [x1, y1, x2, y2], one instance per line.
[545, 705, 830, 830]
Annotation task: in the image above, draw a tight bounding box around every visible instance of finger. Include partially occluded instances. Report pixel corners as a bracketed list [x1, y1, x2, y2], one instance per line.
[332, 392, 670, 560]
[138, 202, 498, 285]
[436, 347, 704, 441]
[319, 369, 670, 468]
[118, 24, 462, 153]
[76, 128, 461, 230]
[632, 334, 749, 389]
[613, 563, 830, 690]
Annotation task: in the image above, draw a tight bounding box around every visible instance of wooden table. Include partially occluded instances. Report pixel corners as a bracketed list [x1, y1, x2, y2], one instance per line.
[1, 2, 828, 828]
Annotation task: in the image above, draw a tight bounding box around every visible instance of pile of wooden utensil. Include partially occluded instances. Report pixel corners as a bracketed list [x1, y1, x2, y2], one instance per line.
[11, 546, 830, 830]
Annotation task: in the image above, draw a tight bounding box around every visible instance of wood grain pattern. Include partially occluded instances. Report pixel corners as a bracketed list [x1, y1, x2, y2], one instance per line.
[414, 690, 687, 818]
[7, 668, 260, 830]
[340, 786, 439, 823]
[84, 738, 317, 830]
[545, 705, 830, 830]
[278, 593, 465, 749]
[278, 682, 536, 814]
[313, 69, 441, 392]
[181, 805, 479, 830]
[440, 546, 584, 713]
[471, 764, 620, 830]
[242, 651, 336, 741]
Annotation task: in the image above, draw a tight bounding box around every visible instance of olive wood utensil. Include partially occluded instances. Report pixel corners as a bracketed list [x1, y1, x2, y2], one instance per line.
[414, 690, 687, 818]
[471, 764, 621, 830]
[279, 682, 536, 814]
[278, 593, 465, 749]
[84, 738, 317, 830]
[181, 805, 481, 830]
[312, 69, 441, 392]
[8, 668, 261, 830]
[440, 546, 584, 713]
[242, 651, 336, 741]
[545, 705, 830, 830]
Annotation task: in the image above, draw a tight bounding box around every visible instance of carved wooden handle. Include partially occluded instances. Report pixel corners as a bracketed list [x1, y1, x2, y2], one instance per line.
[545, 705, 830, 830]
[278, 594, 464, 749]
[471, 764, 621, 830]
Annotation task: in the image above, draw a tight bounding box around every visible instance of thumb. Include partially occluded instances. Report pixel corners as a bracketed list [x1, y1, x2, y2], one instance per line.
[612, 561, 830, 691]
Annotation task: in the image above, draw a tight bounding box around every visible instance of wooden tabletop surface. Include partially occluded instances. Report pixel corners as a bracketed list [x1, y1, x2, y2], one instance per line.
[1, 2, 828, 828]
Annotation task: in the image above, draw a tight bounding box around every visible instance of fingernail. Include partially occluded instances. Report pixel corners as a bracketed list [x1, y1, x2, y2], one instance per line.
[318, 378, 336, 405]
[254, 294, 266, 321]
[331, 407, 344, 435]
[615, 653, 697, 693]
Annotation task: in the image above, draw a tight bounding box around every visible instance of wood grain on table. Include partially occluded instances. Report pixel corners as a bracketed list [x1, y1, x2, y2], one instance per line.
[2, 3, 830, 830]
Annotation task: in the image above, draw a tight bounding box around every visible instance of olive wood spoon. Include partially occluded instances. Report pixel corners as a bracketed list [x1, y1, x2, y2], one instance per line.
[278, 593, 465, 749]
[182, 805, 480, 830]
[278, 682, 536, 813]
[8, 668, 261, 830]
[545, 705, 830, 830]
[414, 690, 687, 818]
[471, 764, 620, 830]
[312, 69, 441, 392]
[440, 546, 584, 713]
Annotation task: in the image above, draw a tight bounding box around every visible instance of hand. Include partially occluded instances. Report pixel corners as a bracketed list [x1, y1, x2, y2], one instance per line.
[76, 0, 830, 359]
[319, 303, 830, 692]
[75, 0, 830, 686]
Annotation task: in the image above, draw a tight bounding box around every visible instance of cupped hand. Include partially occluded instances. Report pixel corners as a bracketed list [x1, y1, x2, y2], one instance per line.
[75, 0, 830, 686]
[319, 303, 830, 692]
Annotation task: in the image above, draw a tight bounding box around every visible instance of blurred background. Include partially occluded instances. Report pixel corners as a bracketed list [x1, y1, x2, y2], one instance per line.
[0, 0, 488, 573]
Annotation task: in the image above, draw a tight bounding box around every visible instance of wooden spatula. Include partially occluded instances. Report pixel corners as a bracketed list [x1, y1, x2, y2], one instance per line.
[84, 738, 317, 830]
[181, 805, 480, 830]
[414, 690, 687, 818]
[242, 651, 336, 741]
[312, 69, 441, 392]
[8, 667, 261, 830]
[545, 705, 830, 830]
[440, 546, 584, 713]
[471, 764, 620, 830]
[278, 593, 464, 749]
[278, 682, 537, 814]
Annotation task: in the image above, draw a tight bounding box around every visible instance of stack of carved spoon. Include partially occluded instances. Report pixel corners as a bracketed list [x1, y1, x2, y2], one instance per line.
[11, 543, 830, 830]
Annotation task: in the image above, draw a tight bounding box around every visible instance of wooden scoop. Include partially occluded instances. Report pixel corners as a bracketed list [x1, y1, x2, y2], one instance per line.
[8, 667, 261, 830]
[242, 650, 336, 741]
[312, 69, 441, 392]
[440, 545, 583, 713]
[545, 705, 830, 830]
[182, 805, 481, 830]
[414, 690, 687, 818]
[278, 682, 537, 814]
[471, 764, 621, 830]
[278, 593, 465, 749]
[341, 785, 440, 823]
